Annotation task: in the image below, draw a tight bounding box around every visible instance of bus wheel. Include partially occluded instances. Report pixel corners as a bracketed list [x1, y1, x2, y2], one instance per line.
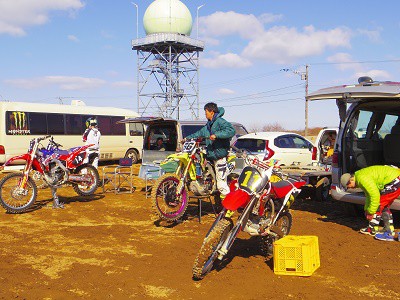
[125, 149, 139, 164]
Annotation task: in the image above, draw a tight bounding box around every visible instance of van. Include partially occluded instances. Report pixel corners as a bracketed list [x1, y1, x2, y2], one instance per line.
[307, 76, 400, 211]
[119, 117, 248, 163]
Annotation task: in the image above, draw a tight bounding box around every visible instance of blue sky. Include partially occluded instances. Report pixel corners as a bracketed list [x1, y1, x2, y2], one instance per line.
[1, 0, 400, 131]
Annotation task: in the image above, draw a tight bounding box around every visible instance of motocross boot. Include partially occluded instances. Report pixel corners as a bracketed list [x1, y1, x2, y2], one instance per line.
[51, 188, 64, 209]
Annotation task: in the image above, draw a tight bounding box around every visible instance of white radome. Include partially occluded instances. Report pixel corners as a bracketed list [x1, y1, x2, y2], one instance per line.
[143, 0, 193, 36]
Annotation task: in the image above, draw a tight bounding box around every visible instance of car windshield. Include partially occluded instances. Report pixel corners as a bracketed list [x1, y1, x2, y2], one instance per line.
[181, 125, 204, 138]
[233, 124, 248, 136]
[235, 138, 266, 152]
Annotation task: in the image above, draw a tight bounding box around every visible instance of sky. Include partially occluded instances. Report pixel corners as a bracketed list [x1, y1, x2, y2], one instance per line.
[1, 0, 400, 131]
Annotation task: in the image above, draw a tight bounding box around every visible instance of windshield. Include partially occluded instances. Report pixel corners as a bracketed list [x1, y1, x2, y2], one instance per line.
[234, 138, 266, 152]
[181, 125, 204, 138]
[233, 124, 248, 136]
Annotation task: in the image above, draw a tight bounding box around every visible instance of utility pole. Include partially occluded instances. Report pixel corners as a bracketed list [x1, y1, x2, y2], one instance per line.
[281, 65, 309, 136]
[304, 64, 309, 136]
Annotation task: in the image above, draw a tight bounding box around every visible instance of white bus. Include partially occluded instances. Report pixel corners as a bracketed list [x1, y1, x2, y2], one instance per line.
[0, 101, 143, 165]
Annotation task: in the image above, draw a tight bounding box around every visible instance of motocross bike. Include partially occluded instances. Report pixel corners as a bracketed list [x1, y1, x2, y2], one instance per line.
[0, 135, 100, 213]
[151, 138, 237, 221]
[192, 146, 306, 280]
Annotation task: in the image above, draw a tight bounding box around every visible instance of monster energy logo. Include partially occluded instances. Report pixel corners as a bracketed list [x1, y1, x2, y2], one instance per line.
[8, 111, 30, 135]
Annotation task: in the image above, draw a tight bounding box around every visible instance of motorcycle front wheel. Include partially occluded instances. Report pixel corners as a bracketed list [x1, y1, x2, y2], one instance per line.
[192, 218, 233, 280]
[151, 174, 188, 221]
[0, 173, 38, 213]
[72, 165, 99, 196]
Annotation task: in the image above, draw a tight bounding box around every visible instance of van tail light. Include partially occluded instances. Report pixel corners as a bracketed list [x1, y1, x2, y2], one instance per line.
[263, 140, 275, 161]
[0, 145, 5, 155]
[332, 151, 339, 168]
[311, 146, 317, 160]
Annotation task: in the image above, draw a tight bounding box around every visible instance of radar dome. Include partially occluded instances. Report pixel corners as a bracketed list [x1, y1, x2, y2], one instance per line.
[143, 0, 193, 36]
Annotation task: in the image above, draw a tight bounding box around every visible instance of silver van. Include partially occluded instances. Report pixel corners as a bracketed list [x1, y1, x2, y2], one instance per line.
[120, 117, 248, 163]
[307, 76, 400, 211]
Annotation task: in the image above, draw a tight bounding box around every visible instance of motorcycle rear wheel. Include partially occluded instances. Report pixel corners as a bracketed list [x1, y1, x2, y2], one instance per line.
[0, 173, 37, 213]
[192, 218, 232, 280]
[151, 174, 188, 221]
[72, 165, 99, 196]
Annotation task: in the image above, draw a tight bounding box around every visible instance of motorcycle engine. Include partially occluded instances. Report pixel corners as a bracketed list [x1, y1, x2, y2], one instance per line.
[189, 180, 211, 196]
[45, 160, 67, 186]
[189, 163, 214, 196]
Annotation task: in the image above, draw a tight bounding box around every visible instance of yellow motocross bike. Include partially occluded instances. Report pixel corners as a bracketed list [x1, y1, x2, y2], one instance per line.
[151, 138, 237, 221]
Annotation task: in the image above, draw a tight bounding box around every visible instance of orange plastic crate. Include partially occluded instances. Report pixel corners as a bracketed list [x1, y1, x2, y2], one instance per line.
[273, 235, 320, 276]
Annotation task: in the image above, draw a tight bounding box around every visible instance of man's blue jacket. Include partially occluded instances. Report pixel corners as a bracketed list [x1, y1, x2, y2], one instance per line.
[186, 107, 235, 161]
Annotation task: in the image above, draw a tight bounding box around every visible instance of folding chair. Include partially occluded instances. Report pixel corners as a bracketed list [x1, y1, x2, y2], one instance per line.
[102, 158, 135, 194]
[138, 163, 164, 198]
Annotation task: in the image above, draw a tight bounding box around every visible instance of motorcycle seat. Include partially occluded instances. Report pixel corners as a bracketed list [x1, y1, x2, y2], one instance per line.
[54, 149, 71, 155]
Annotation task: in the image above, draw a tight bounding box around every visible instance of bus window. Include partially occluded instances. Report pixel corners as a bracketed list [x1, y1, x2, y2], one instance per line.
[47, 113, 64, 135]
[129, 123, 143, 136]
[98, 116, 111, 135]
[111, 116, 126, 135]
[29, 112, 47, 135]
[66, 114, 82, 135]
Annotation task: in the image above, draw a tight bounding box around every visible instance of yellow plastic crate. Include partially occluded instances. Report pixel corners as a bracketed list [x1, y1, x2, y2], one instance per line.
[273, 235, 320, 276]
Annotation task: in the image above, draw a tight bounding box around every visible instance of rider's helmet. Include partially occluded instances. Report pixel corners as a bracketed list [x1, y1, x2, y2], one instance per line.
[85, 117, 98, 128]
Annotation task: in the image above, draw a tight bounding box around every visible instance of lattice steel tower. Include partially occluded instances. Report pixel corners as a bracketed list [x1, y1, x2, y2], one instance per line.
[132, 0, 204, 120]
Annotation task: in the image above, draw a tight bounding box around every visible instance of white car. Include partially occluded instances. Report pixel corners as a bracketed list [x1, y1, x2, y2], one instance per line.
[233, 132, 316, 166]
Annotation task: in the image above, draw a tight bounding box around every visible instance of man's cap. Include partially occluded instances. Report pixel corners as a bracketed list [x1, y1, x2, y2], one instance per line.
[340, 173, 351, 188]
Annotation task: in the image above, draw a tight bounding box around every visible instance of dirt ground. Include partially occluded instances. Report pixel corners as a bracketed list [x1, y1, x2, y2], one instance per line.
[0, 164, 399, 300]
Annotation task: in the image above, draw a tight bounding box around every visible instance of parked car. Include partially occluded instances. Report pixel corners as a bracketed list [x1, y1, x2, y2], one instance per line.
[233, 132, 316, 166]
[307, 76, 400, 211]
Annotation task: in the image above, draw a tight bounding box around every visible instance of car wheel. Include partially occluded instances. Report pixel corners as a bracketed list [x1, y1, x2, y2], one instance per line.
[125, 149, 139, 164]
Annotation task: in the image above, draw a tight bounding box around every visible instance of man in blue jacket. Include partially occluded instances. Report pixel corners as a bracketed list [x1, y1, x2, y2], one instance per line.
[185, 102, 235, 199]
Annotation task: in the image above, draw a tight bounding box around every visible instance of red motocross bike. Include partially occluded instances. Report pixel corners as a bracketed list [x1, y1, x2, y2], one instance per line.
[0, 135, 100, 213]
[192, 146, 306, 280]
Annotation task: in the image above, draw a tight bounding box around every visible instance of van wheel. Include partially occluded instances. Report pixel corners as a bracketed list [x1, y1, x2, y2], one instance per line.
[125, 149, 139, 164]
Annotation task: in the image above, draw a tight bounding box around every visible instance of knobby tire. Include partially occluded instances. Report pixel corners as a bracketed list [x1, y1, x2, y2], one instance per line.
[151, 173, 188, 221]
[192, 218, 232, 280]
[0, 173, 38, 213]
[72, 165, 99, 196]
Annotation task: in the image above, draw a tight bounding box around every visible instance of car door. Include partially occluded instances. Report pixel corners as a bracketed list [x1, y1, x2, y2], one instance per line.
[273, 135, 311, 165]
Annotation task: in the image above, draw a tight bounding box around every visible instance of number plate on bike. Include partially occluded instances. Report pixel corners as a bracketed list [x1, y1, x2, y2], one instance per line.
[238, 166, 264, 194]
[182, 141, 196, 153]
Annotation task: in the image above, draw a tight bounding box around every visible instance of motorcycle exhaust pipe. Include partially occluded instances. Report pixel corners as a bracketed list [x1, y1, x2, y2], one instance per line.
[68, 174, 90, 183]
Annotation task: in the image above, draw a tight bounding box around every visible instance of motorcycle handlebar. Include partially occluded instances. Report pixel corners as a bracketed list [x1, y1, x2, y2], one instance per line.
[37, 135, 51, 142]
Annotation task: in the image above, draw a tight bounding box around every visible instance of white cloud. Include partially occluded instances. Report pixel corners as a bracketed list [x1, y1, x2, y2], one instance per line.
[258, 13, 283, 24]
[5, 76, 106, 90]
[217, 88, 235, 95]
[357, 28, 382, 43]
[112, 81, 135, 88]
[200, 11, 353, 66]
[0, 0, 85, 36]
[199, 11, 265, 39]
[327, 52, 362, 71]
[328, 53, 391, 80]
[202, 53, 252, 69]
[68, 34, 79, 42]
[354, 70, 391, 80]
[243, 25, 352, 64]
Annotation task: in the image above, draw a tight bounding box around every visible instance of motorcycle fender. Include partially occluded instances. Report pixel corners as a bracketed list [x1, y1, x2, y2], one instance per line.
[3, 154, 30, 166]
[4, 155, 44, 173]
[222, 189, 251, 211]
[66, 150, 88, 169]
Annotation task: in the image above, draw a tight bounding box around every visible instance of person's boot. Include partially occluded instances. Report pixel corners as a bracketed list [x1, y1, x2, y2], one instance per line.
[51, 188, 64, 209]
[374, 231, 395, 242]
